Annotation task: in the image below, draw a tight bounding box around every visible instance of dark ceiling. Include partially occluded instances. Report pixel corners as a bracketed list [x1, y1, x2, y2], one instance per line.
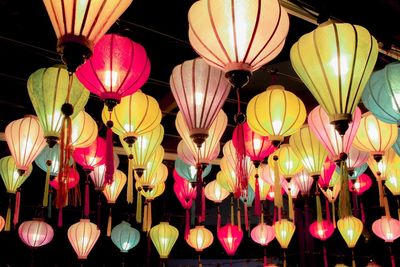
[0, 0, 399, 267]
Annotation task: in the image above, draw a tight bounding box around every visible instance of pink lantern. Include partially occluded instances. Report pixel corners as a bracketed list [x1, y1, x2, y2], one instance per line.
[73, 137, 106, 172]
[173, 180, 196, 209]
[309, 220, 334, 241]
[308, 106, 361, 162]
[49, 167, 80, 190]
[217, 223, 243, 256]
[372, 216, 400, 243]
[18, 219, 54, 248]
[318, 158, 336, 189]
[346, 146, 369, 175]
[251, 223, 275, 246]
[293, 170, 314, 196]
[349, 174, 372, 195]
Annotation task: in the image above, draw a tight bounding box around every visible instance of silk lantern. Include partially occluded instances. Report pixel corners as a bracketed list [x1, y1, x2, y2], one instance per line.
[309, 220, 334, 241]
[337, 216, 363, 248]
[293, 170, 314, 196]
[186, 225, 214, 252]
[349, 174, 372, 195]
[103, 170, 127, 204]
[290, 21, 378, 135]
[274, 219, 295, 267]
[150, 222, 179, 259]
[137, 163, 168, 191]
[270, 144, 303, 180]
[217, 223, 243, 256]
[18, 219, 54, 248]
[386, 169, 400, 196]
[345, 146, 370, 177]
[49, 167, 80, 190]
[73, 137, 107, 172]
[251, 223, 275, 246]
[68, 219, 100, 260]
[111, 221, 140, 253]
[372, 216, 400, 243]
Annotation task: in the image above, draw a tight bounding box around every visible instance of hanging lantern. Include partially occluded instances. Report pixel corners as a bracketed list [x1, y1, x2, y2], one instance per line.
[274, 219, 296, 249]
[386, 169, 400, 196]
[290, 21, 378, 135]
[173, 170, 197, 200]
[150, 222, 179, 259]
[73, 137, 106, 172]
[0, 216, 4, 232]
[204, 180, 230, 204]
[188, 0, 289, 89]
[345, 146, 370, 177]
[43, 0, 132, 72]
[362, 62, 400, 125]
[308, 105, 361, 162]
[247, 85, 306, 145]
[251, 223, 275, 246]
[103, 170, 127, 204]
[337, 216, 363, 248]
[367, 148, 399, 180]
[241, 186, 256, 207]
[111, 221, 140, 253]
[174, 181, 194, 209]
[88, 156, 120, 191]
[249, 173, 271, 201]
[18, 219, 54, 248]
[177, 140, 220, 167]
[136, 163, 168, 191]
[138, 182, 165, 200]
[293, 170, 314, 196]
[217, 223, 243, 256]
[309, 220, 334, 241]
[320, 181, 341, 203]
[35, 144, 67, 177]
[175, 158, 211, 184]
[68, 219, 100, 259]
[0, 156, 33, 194]
[285, 180, 300, 199]
[318, 158, 336, 189]
[260, 164, 285, 187]
[269, 144, 303, 180]
[70, 111, 98, 149]
[349, 174, 372, 195]
[49, 167, 80, 190]
[372, 216, 400, 243]
[186, 225, 214, 252]
[27, 66, 89, 147]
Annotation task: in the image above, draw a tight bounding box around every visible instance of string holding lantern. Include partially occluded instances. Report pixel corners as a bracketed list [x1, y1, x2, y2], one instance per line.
[251, 212, 276, 266]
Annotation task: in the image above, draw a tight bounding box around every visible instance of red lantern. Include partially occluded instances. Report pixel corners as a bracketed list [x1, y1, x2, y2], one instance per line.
[73, 137, 106, 172]
[217, 223, 243, 256]
[349, 174, 372, 195]
[309, 220, 334, 241]
[173, 179, 196, 209]
[372, 216, 400, 243]
[49, 167, 80, 190]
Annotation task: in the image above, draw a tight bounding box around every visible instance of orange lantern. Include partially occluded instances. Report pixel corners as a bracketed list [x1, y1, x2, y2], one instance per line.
[204, 180, 230, 204]
[186, 225, 214, 252]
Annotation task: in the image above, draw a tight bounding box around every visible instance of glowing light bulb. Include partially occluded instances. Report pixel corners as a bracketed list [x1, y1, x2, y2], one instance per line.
[190, 165, 197, 178]
[104, 70, 119, 89]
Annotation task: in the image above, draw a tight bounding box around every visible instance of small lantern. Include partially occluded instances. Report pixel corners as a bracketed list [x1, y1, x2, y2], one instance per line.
[49, 167, 80, 190]
[0, 156, 33, 194]
[68, 219, 100, 260]
[175, 158, 211, 184]
[349, 174, 372, 195]
[217, 223, 243, 256]
[269, 144, 303, 180]
[293, 170, 314, 196]
[177, 140, 220, 167]
[70, 111, 98, 149]
[186, 225, 214, 252]
[150, 222, 179, 259]
[309, 220, 334, 241]
[111, 221, 140, 253]
[18, 219, 54, 248]
[274, 219, 296, 249]
[251, 223, 275, 246]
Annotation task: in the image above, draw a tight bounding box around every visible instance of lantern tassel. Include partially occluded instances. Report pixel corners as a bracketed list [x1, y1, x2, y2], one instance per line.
[47, 190, 52, 219]
[142, 202, 148, 232]
[147, 201, 152, 233]
[288, 190, 294, 221]
[254, 173, 261, 216]
[283, 250, 287, 267]
[389, 245, 396, 267]
[338, 161, 351, 219]
[360, 200, 366, 224]
[127, 159, 133, 204]
[244, 200, 249, 231]
[264, 248, 267, 266]
[107, 207, 112, 237]
[58, 207, 63, 227]
[332, 201, 336, 228]
[42, 163, 51, 207]
[196, 164, 203, 220]
[96, 193, 102, 229]
[84, 178, 90, 218]
[237, 198, 241, 230]
[323, 242, 328, 267]
[316, 193, 323, 223]
[273, 157, 283, 208]
[185, 208, 190, 240]
[13, 190, 20, 227]
[5, 196, 11, 231]
[136, 190, 142, 223]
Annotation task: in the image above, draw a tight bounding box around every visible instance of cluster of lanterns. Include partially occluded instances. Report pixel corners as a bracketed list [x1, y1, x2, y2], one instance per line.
[0, 0, 400, 266]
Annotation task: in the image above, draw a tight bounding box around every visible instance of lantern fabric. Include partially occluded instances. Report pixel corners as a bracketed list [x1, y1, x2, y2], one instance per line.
[269, 144, 303, 179]
[285, 180, 300, 199]
[293, 170, 314, 196]
[204, 180, 230, 204]
[290, 22, 378, 130]
[27, 66, 89, 145]
[320, 181, 341, 203]
[309, 220, 334, 241]
[217, 223, 243, 256]
[5, 115, 46, 173]
[186, 225, 214, 252]
[249, 173, 271, 201]
[308, 105, 361, 161]
[345, 146, 370, 174]
[111, 221, 140, 253]
[251, 223, 275, 246]
[337, 216, 363, 248]
[221, 140, 255, 179]
[349, 174, 372, 195]
[136, 163, 168, 190]
[318, 159, 336, 189]
[73, 137, 107, 172]
[90, 164, 107, 191]
[273, 219, 296, 249]
[386, 170, 400, 196]
[150, 222, 179, 259]
[367, 148, 399, 180]
[0, 216, 4, 232]
[67, 219, 100, 260]
[175, 158, 211, 183]
[260, 164, 285, 187]
[372, 216, 400, 242]
[103, 170, 127, 204]
[0, 156, 33, 194]
[188, 0, 289, 73]
[170, 58, 230, 144]
[76, 34, 150, 102]
[71, 111, 98, 149]
[174, 179, 195, 209]
[247, 85, 306, 143]
[49, 167, 80, 190]
[241, 186, 256, 207]
[177, 140, 220, 167]
[353, 112, 398, 157]
[18, 220, 54, 248]
[362, 62, 400, 125]
[289, 125, 328, 176]
[133, 145, 164, 179]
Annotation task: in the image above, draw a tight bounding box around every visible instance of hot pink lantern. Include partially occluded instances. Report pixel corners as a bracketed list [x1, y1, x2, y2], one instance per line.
[309, 220, 334, 241]
[308, 106, 361, 162]
[49, 167, 80, 190]
[349, 174, 372, 195]
[372, 216, 400, 243]
[73, 137, 106, 172]
[173, 180, 196, 209]
[18, 219, 54, 248]
[318, 158, 336, 189]
[217, 223, 243, 256]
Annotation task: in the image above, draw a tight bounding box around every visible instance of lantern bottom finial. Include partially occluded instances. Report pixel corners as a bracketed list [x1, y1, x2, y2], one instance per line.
[123, 136, 137, 147]
[333, 119, 350, 136]
[135, 168, 144, 178]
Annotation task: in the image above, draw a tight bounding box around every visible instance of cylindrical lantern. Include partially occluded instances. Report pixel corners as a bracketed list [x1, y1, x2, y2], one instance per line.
[337, 216, 363, 248]
[18, 219, 54, 248]
[274, 219, 296, 249]
[251, 223, 275, 246]
[0, 156, 33, 194]
[186, 225, 214, 252]
[71, 111, 98, 149]
[103, 170, 127, 204]
[217, 223, 243, 256]
[68, 219, 100, 259]
[204, 180, 230, 204]
[150, 222, 179, 259]
[111, 221, 140, 253]
[372, 216, 400, 243]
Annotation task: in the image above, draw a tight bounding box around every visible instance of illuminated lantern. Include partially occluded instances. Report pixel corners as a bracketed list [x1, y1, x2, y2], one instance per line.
[217, 223, 243, 256]
[367, 148, 399, 180]
[68, 219, 100, 259]
[320, 181, 341, 203]
[274, 219, 296, 266]
[150, 222, 179, 259]
[269, 144, 303, 180]
[249, 173, 271, 201]
[103, 170, 127, 204]
[247, 85, 306, 145]
[43, 0, 132, 72]
[73, 137, 106, 172]
[260, 164, 285, 187]
[175, 158, 211, 184]
[88, 157, 119, 191]
[337, 216, 363, 248]
[170, 57, 230, 148]
[71, 111, 98, 149]
[285, 181, 300, 199]
[318, 159, 336, 189]
[138, 182, 166, 233]
[362, 62, 400, 125]
[386, 169, 400, 196]
[49, 167, 80, 190]
[293, 170, 314, 196]
[5, 115, 46, 174]
[372, 216, 400, 243]
[345, 146, 370, 176]
[188, 0, 289, 90]
[0, 216, 4, 232]
[217, 169, 237, 194]
[137, 163, 168, 190]
[111, 221, 140, 253]
[290, 22, 378, 135]
[241, 186, 256, 207]
[289, 125, 328, 177]
[349, 174, 372, 195]
[0, 156, 33, 194]
[308, 105, 361, 162]
[204, 180, 229, 204]
[139, 183, 165, 200]
[18, 219, 54, 248]
[173, 170, 197, 200]
[186, 225, 214, 252]
[174, 181, 194, 209]
[309, 220, 334, 241]
[35, 144, 65, 177]
[177, 140, 220, 167]
[251, 223, 275, 246]
[134, 146, 164, 189]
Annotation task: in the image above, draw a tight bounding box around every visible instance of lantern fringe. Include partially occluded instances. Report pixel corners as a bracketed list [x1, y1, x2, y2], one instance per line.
[136, 190, 142, 223]
[13, 190, 20, 227]
[84, 179, 90, 218]
[196, 164, 203, 220]
[338, 161, 351, 219]
[377, 176, 384, 207]
[42, 164, 51, 207]
[316, 193, 323, 223]
[237, 199, 241, 230]
[288, 190, 294, 221]
[147, 201, 152, 233]
[273, 158, 283, 208]
[244, 200, 249, 231]
[107, 207, 112, 237]
[230, 197, 234, 224]
[332, 201, 336, 228]
[142, 202, 148, 232]
[5, 196, 11, 231]
[360, 200, 366, 224]
[105, 125, 115, 185]
[254, 173, 261, 216]
[263, 248, 267, 266]
[185, 208, 190, 240]
[58, 207, 63, 227]
[127, 159, 134, 204]
[201, 187, 206, 223]
[48, 190, 52, 219]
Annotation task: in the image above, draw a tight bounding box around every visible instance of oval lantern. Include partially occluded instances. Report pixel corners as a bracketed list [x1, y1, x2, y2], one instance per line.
[251, 223, 275, 246]
[111, 221, 140, 253]
[18, 219, 54, 248]
[49, 167, 80, 190]
[103, 170, 127, 204]
[177, 140, 220, 167]
[204, 180, 230, 204]
[175, 158, 212, 184]
[150, 222, 179, 259]
[71, 111, 98, 149]
[217, 223, 243, 256]
[372, 216, 400, 243]
[186, 225, 214, 252]
[337, 216, 363, 248]
[0, 156, 33, 194]
[309, 220, 334, 241]
[68, 219, 100, 260]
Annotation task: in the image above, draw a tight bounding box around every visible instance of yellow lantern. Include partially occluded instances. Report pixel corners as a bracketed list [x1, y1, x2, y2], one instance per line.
[0, 156, 33, 194]
[136, 164, 168, 191]
[67, 219, 100, 260]
[150, 222, 179, 259]
[249, 171, 271, 201]
[138, 182, 166, 200]
[367, 148, 399, 180]
[386, 169, 400, 196]
[133, 147, 164, 188]
[290, 22, 378, 135]
[103, 170, 127, 204]
[268, 144, 303, 180]
[289, 125, 328, 177]
[216, 169, 236, 194]
[247, 85, 306, 145]
[186, 225, 214, 252]
[71, 111, 98, 149]
[337, 216, 363, 248]
[274, 219, 296, 249]
[204, 180, 230, 204]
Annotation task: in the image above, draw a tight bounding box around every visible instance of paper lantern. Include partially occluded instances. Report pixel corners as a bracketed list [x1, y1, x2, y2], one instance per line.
[204, 180, 230, 204]
[133, 145, 164, 180]
[68, 219, 100, 260]
[308, 105, 361, 161]
[70, 111, 98, 149]
[49, 167, 80, 190]
[247, 85, 306, 144]
[337, 216, 363, 248]
[0, 156, 33, 194]
[289, 125, 328, 177]
[0, 216, 4, 232]
[73, 137, 106, 172]
[175, 158, 211, 184]
[111, 221, 140, 253]
[349, 174, 372, 195]
[103, 170, 127, 204]
[372, 216, 400, 243]
[269, 144, 303, 180]
[18, 219, 54, 248]
[170, 58, 230, 147]
[260, 164, 285, 187]
[309, 220, 334, 241]
[251, 223, 275, 246]
[320, 181, 341, 203]
[186, 225, 214, 252]
[293, 170, 313, 196]
[274, 219, 296, 249]
[290, 21, 378, 135]
[177, 140, 220, 167]
[217, 223, 243, 256]
[221, 140, 255, 179]
[43, 0, 132, 72]
[367, 148, 399, 180]
[5, 115, 46, 174]
[150, 222, 179, 259]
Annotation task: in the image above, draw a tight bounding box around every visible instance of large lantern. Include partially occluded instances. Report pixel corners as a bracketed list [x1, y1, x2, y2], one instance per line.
[111, 221, 140, 253]
[290, 21, 378, 135]
[217, 223, 243, 256]
[68, 219, 100, 260]
[186, 225, 214, 252]
[18, 219, 54, 248]
[150, 222, 179, 259]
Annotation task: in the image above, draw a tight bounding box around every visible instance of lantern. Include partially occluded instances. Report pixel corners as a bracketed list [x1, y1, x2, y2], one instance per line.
[217, 169, 237, 194]
[309, 220, 334, 241]
[70, 111, 98, 149]
[49, 167, 80, 190]
[186, 225, 214, 252]
[290, 21, 378, 135]
[217, 223, 243, 256]
[188, 0, 289, 89]
[274, 219, 296, 249]
[111, 221, 140, 253]
[318, 159, 336, 189]
[204, 180, 230, 204]
[175, 158, 211, 184]
[103, 170, 127, 204]
[139, 182, 165, 200]
[337, 216, 363, 248]
[73, 137, 107, 172]
[68, 219, 100, 260]
[136, 163, 168, 191]
[18, 219, 54, 248]
[285, 181, 300, 199]
[35, 144, 65, 177]
[177, 140, 220, 167]
[367, 148, 399, 180]
[269, 144, 303, 180]
[0, 216, 4, 232]
[173, 170, 197, 200]
[0, 156, 33, 194]
[251, 223, 275, 246]
[27, 66, 89, 147]
[241, 186, 256, 207]
[170, 58, 230, 147]
[150, 222, 179, 259]
[372, 216, 400, 243]
[90, 164, 107, 191]
[260, 164, 285, 187]
[174, 181, 195, 209]
[247, 85, 306, 145]
[345, 146, 370, 176]
[43, 0, 132, 72]
[293, 170, 314, 196]
[349, 174, 372, 195]
[249, 173, 271, 201]
[386, 170, 400, 196]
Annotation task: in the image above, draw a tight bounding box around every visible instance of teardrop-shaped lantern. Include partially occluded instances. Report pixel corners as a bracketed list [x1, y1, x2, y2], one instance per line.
[0, 156, 33, 194]
[71, 111, 98, 149]
[111, 221, 140, 253]
[67, 219, 100, 259]
[73, 137, 106, 172]
[251, 223, 275, 246]
[337, 216, 363, 248]
[186, 225, 214, 252]
[150, 222, 179, 259]
[309, 220, 334, 241]
[204, 180, 230, 204]
[274, 219, 296, 249]
[372, 216, 400, 243]
[18, 219, 54, 248]
[103, 170, 127, 204]
[217, 223, 243, 256]
[269, 144, 303, 180]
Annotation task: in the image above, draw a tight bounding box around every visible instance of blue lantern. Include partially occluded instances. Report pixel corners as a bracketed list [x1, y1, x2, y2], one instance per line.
[111, 221, 140, 253]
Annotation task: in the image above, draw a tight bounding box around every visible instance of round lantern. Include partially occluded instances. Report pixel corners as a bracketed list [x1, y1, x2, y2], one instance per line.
[290, 22, 378, 135]
[177, 140, 220, 167]
[372, 216, 400, 243]
[35, 144, 67, 176]
[269, 144, 303, 180]
[27, 66, 89, 147]
[5, 115, 46, 174]
[247, 85, 306, 145]
[309, 220, 334, 241]
[150, 222, 179, 259]
[73, 137, 107, 172]
[204, 180, 230, 204]
[293, 170, 314, 196]
[274, 219, 296, 249]
[49, 167, 80, 190]
[111, 221, 140, 253]
[251, 223, 275, 246]
[337, 216, 363, 248]
[186, 225, 214, 252]
[175, 158, 211, 184]
[0, 216, 4, 232]
[68, 219, 100, 260]
[170, 58, 230, 147]
[18, 219, 54, 248]
[70, 111, 98, 149]
[0, 156, 33, 194]
[217, 223, 243, 256]
[43, 0, 132, 72]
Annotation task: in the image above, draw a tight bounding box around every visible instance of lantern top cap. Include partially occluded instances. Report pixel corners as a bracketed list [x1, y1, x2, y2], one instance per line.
[79, 219, 90, 223]
[266, 85, 285, 91]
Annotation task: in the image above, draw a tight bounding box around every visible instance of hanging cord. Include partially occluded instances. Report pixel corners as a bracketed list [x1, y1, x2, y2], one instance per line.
[83, 171, 90, 218]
